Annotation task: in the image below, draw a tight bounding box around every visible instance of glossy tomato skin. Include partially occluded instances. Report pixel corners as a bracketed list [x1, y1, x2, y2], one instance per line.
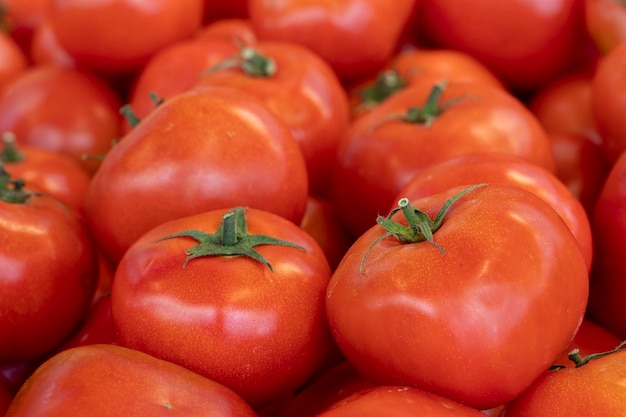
[85, 86, 309, 265]
[0, 66, 122, 174]
[47, 0, 204, 74]
[0, 194, 98, 362]
[5, 344, 258, 417]
[112, 207, 335, 408]
[194, 41, 351, 197]
[394, 152, 593, 272]
[587, 150, 626, 338]
[248, 0, 418, 82]
[503, 349, 626, 416]
[326, 185, 589, 410]
[416, 0, 586, 92]
[317, 386, 486, 417]
[331, 80, 555, 238]
[591, 42, 626, 165]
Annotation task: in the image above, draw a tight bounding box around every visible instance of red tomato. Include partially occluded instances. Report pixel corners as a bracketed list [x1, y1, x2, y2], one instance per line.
[248, 0, 418, 82]
[85, 86, 309, 265]
[326, 184, 589, 409]
[111, 206, 335, 408]
[194, 18, 257, 46]
[394, 152, 593, 272]
[317, 386, 487, 417]
[0, 30, 27, 89]
[331, 80, 555, 238]
[0, 0, 50, 55]
[0, 66, 122, 174]
[587, 150, 626, 338]
[503, 346, 626, 415]
[126, 37, 240, 130]
[47, 0, 204, 74]
[591, 42, 626, 165]
[0, 167, 98, 362]
[29, 17, 76, 68]
[416, 0, 586, 92]
[300, 196, 355, 272]
[552, 318, 622, 367]
[349, 48, 505, 119]
[0, 132, 92, 213]
[194, 41, 350, 197]
[5, 344, 257, 417]
[585, 0, 626, 54]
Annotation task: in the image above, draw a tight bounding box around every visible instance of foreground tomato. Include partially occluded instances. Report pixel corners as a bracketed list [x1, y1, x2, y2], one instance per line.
[326, 184, 589, 410]
[416, 0, 586, 92]
[112, 207, 335, 408]
[0, 166, 98, 362]
[503, 344, 626, 416]
[85, 86, 309, 265]
[5, 344, 258, 417]
[317, 386, 486, 417]
[47, 0, 204, 74]
[248, 0, 417, 82]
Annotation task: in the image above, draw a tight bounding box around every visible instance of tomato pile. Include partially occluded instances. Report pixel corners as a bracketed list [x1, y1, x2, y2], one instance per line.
[1, 0, 626, 416]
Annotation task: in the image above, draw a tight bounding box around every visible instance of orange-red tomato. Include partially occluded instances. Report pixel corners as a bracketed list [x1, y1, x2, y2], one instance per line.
[47, 0, 204, 74]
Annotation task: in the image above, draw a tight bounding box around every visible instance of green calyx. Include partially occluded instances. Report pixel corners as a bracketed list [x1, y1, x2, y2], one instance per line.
[359, 69, 407, 106]
[0, 163, 32, 204]
[551, 340, 626, 370]
[1, 132, 25, 163]
[158, 207, 305, 272]
[360, 183, 487, 274]
[206, 45, 277, 78]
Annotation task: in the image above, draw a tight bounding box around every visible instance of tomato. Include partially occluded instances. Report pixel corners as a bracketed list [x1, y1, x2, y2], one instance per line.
[416, 0, 587, 92]
[194, 18, 257, 46]
[126, 37, 240, 131]
[47, 0, 204, 75]
[111, 206, 335, 408]
[587, 150, 626, 338]
[85, 85, 309, 265]
[29, 17, 76, 68]
[275, 361, 375, 417]
[0, 166, 98, 362]
[591, 41, 626, 165]
[248, 0, 418, 82]
[0, 66, 122, 174]
[194, 41, 350, 197]
[5, 344, 257, 417]
[394, 152, 593, 272]
[585, 0, 626, 54]
[326, 184, 589, 409]
[300, 196, 355, 272]
[0, 30, 27, 89]
[0, 132, 92, 213]
[503, 345, 626, 416]
[552, 318, 622, 367]
[331, 80, 555, 238]
[317, 386, 487, 417]
[348, 48, 505, 119]
[0, 0, 49, 55]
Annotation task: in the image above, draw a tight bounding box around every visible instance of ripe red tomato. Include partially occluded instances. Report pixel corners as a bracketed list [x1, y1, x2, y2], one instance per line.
[194, 18, 257, 46]
[552, 318, 622, 368]
[111, 206, 335, 408]
[0, 132, 92, 213]
[317, 386, 487, 417]
[194, 41, 350, 197]
[47, 0, 204, 74]
[29, 17, 76, 68]
[416, 0, 586, 92]
[85, 85, 309, 265]
[0, 30, 27, 89]
[503, 345, 626, 415]
[5, 344, 258, 417]
[0, 66, 122, 174]
[591, 41, 626, 165]
[585, 0, 626, 54]
[394, 152, 593, 272]
[248, 0, 418, 82]
[326, 184, 589, 409]
[587, 149, 626, 338]
[331, 80, 556, 238]
[0, 167, 98, 362]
